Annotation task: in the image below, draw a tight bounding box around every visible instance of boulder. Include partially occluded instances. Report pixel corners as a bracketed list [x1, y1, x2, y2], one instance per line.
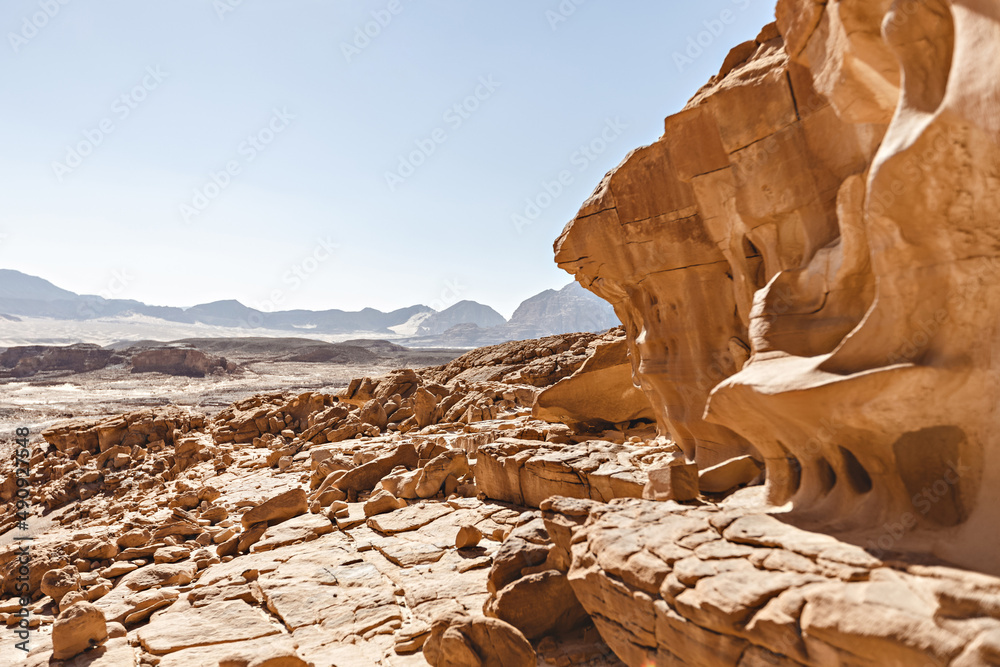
[359, 398, 388, 430]
[52, 601, 108, 660]
[241, 488, 308, 528]
[364, 489, 403, 518]
[415, 449, 469, 499]
[485, 570, 589, 640]
[413, 387, 439, 428]
[334, 443, 418, 494]
[41, 565, 81, 603]
[423, 612, 535, 667]
[455, 524, 482, 549]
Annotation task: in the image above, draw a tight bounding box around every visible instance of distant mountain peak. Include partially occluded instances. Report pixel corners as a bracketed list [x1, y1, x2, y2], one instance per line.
[0, 271, 618, 347]
[417, 300, 506, 336]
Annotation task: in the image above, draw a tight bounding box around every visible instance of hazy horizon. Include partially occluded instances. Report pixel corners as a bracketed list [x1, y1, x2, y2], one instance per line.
[3, 266, 584, 317]
[1, 0, 775, 319]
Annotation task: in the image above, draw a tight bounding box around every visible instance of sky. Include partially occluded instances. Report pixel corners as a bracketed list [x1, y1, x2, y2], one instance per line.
[0, 0, 776, 318]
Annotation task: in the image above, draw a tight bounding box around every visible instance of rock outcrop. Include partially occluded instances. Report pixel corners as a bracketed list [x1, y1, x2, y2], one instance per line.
[533, 327, 655, 430]
[130, 345, 234, 377]
[0, 344, 120, 378]
[540, 496, 1000, 667]
[555, 0, 1000, 574]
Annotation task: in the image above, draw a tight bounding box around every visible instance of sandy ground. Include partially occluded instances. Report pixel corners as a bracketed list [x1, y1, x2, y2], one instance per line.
[0, 345, 462, 436]
[0, 315, 416, 348]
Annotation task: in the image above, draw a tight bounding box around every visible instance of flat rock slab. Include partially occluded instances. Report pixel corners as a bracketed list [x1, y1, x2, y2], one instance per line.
[251, 512, 335, 553]
[367, 502, 454, 534]
[335, 503, 368, 530]
[253, 535, 401, 636]
[157, 635, 308, 667]
[137, 600, 280, 654]
[24, 637, 137, 667]
[119, 562, 197, 592]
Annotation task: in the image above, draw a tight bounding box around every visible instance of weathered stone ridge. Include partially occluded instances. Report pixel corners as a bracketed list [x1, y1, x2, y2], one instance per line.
[541, 496, 1000, 667]
[555, 1, 1000, 574]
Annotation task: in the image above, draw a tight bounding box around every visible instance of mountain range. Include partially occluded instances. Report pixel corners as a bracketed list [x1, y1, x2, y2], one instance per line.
[0, 270, 619, 347]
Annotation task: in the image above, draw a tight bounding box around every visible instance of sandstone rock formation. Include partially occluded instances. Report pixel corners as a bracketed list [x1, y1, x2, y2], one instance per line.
[475, 437, 680, 507]
[555, 0, 1000, 574]
[538, 495, 1000, 667]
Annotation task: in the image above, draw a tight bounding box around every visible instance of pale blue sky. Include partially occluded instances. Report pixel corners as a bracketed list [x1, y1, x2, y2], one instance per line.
[0, 0, 775, 318]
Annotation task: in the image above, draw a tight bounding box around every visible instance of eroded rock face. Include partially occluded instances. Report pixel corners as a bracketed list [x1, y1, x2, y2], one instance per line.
[555, 2, 1000, 572]
[542, 496, 1000, 667]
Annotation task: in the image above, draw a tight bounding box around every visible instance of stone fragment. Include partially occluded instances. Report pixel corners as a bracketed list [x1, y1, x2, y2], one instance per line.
[41, 565, 81, 603]
[241, 488, 307, 528]
[643, 457, 699, 502]
[238, 522, 268, 553]
[153, 546, 190, 564]
[334, 443, 418, 493]
[137, 600, 279, 654]
[456, 524, 483, 549]
[699, 455, 764, 494]
[119, 563, 197, 593]
[364, 489, 403, 517]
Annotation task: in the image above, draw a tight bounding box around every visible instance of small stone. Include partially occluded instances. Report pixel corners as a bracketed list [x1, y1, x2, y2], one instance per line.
[364, 490, 402, 518]
[456, 524, 483, 549]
